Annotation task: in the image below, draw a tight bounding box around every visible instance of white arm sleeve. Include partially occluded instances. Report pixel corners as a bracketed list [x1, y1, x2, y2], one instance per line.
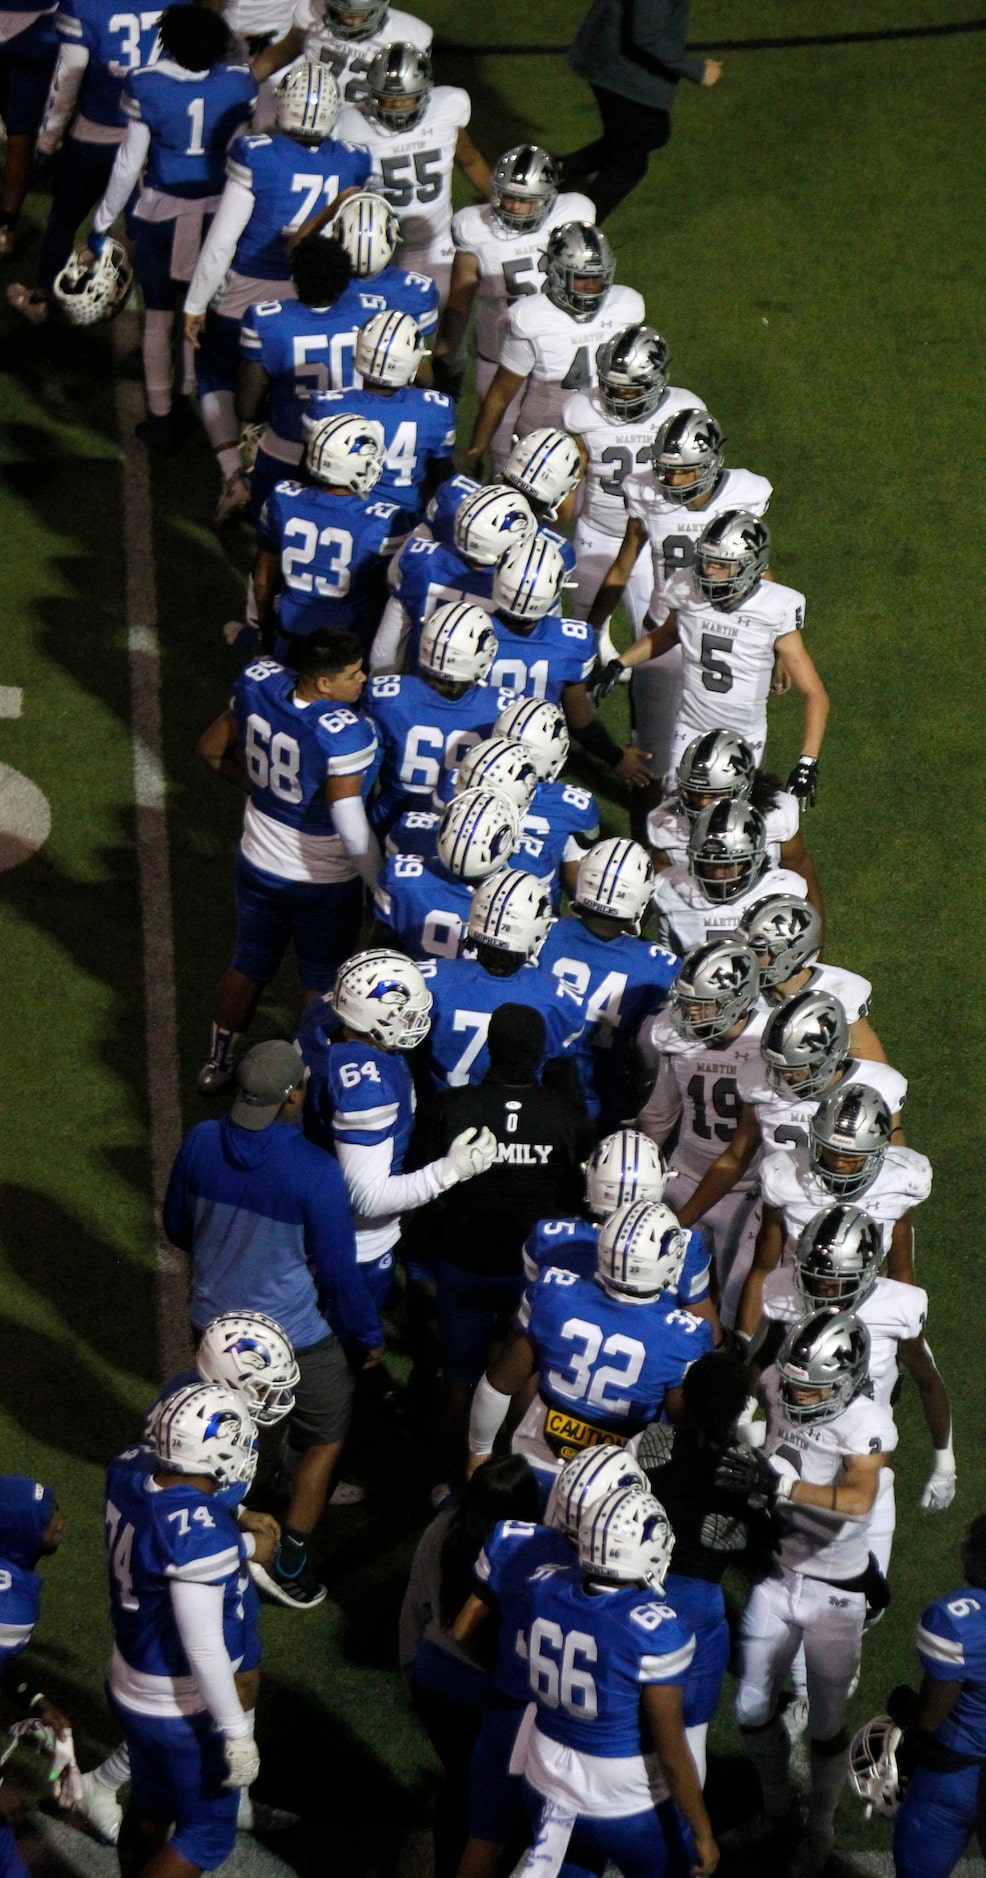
[370, 595, 411, 675]
[331, 792, 383, 890]
[184, 176, 256, 315]
[638, 1056, 682, 1145]
[93, 120, 151, 234]
[169, 1579, 250, 1738]
[468, 1377, 513, 1458]
[334, 1135, 456, 1217]
[38, 42, 89, 154]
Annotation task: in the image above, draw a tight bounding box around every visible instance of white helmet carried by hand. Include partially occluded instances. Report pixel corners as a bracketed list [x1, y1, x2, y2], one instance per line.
[494, 696, 570, 781]
[453, 484, 536, 566]
[306, 412, 385, 493]
[546, 1446, 647, 1542]
[493, 534, 567, 622]
[145, 1383, 258, 1490]
[848, 1715, 907, 1820]
[355, 309, 424, 387]
[275, 60, 340, 138]
[596, 1200, 687, 1303]
[330, 190, 401, 277]
[578, 1486, 675, 1590]
[331, 948, 432, 1048]
[196, 1313, 300, 1426]
[584, 1130, 667, 1218]
[454, 736, 538, 814]
[467, 868, 553, 961]
[575, 837, 654, 926]
[437, 789, 519, 882]
[419, 602, 497, 686]
[504, 429, 583, 514]
[53, 239, 133, 326]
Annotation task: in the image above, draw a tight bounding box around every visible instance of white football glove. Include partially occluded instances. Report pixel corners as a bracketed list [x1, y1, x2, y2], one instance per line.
[920, 1453, 957, 1514]
[734, 1393, 767, 1449]
[767, 1454, 800, 1501]
[222, 1735, 260, 1791]
[442, 1125, 498, 1185]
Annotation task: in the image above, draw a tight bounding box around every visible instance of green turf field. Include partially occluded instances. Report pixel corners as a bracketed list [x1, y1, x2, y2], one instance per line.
[1, 2, 983, 1866]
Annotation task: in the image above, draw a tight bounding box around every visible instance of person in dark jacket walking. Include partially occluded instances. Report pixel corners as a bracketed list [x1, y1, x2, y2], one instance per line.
[408, 1004, 596, 1487]
[558, 0, 723, 222]
[163, 1039, 384, 1611]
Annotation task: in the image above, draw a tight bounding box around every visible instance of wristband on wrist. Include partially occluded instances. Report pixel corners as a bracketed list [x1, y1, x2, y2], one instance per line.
[571, 717, 624, 768]
[774, 1474, 796, 1501]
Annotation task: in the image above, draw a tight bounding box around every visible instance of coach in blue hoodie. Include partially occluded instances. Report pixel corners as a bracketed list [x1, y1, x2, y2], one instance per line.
[163, 1040, 383, 1611]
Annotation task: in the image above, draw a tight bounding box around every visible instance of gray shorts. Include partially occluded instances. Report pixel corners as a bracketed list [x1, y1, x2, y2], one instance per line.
[288, 1334, 354, 1449]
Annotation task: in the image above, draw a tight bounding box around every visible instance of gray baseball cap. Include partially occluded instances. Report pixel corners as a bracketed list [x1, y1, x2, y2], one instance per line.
[230, 1040, 306, 1131]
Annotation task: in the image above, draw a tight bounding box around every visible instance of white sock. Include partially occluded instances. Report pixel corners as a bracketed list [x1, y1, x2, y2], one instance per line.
[199, 388, 239, 456]
[93, 1742, 131, 1790]
[808, 1742, 850, 1832]
[791, 1643, 808, 1699]
[143, 311, 173, 416]
[741, 1716, 793, 1820]
[181, 335, 196, 396]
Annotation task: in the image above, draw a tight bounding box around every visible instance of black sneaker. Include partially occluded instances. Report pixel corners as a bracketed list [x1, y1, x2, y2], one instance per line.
[249, 1551, 326, 1610]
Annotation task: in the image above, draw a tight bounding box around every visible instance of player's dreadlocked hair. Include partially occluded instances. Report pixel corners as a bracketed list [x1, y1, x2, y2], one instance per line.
[437, 1456, 540, 1628]
[289, 234, 353, 309]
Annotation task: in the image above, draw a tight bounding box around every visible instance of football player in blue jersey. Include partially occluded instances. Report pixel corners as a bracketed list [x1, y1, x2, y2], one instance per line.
[183, 61, 371, 519]
[423, 455, 579, 578]
[296, 948, 495, 1309]
[304, 310, 455, 520]
[494, 696, 600, 904]
[490, 534, 653, 787]
[370, 482, 537, 674]
[254, 410, 409, 661]
[522, 1485, 718, 1878]
[0, 1476, 75, 1868]
[104, 1385, 270, 1878]
[503, 425, 584, 531]
[420, 867, 589, 1096]
[469, 1197, 715, 1500]
[366, 600, 513, 834]
[386, 729, 537, 860]
[373, 788, 519, 960]
[86, 7, 257, 453]
[296, 186, 440, 338]
[539, 836, 679, 1127]
[194, 631, 380, 1094]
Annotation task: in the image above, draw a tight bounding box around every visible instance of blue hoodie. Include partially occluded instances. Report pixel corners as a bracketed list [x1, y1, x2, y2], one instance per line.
[0, 1477, 55, 1677]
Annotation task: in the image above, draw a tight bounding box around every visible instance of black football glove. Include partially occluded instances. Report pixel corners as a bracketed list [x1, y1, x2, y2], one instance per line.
[590, 658, 625, 705]
[787, 756, 819, 807]
[714, 1444, 779, 1511]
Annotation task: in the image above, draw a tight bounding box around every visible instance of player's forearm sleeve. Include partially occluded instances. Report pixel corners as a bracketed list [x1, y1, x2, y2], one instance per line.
[331, 793, 383, 890]
[185, 178, 255, 316]
[335, 1136, 455, 1219]
[170, 1580, 250, 1737]
[469, 1377, 513, 1457]
[38, 42, 88, 153]
[93, 121, 151, 234]
[370, 596, 410, 675]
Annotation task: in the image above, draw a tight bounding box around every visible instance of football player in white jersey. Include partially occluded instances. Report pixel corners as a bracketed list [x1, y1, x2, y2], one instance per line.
[252, 0, 432, 111]
[740, 1079, 932, 1338]
[588, 410, 771, 784]
[614, 506, 829, 793]
[721, 1310, 896, 1875]
[739, 893, 887, 1063]
[648, 729, 825, 931]
[434, 144, 594, 457]
[333, 45, 490, 301]
[638, 939, 766, 1327]
[653, 800, 808, 956]
[463, 221, 645, 465]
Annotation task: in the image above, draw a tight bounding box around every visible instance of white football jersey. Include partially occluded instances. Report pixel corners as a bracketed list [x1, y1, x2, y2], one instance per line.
[451, 193, 596, 363]
[760, 1142, 933, 1261]
[761, 1365, 897, 1581]
[762, 1270, 928, 1414]
[334, 86, 470, 249]
[670, 576, 806, 752]
[648, 790, 799, 873]
[639, 1007, 768, 1188]
[562, 383, 704, 536]
[622, 464, 772, 623]
[653, 862, 807, 956]
[499, 284, 646, 434]
[738, 1055, 908, 1160]
[757, 962, 872, 1029]
[300, 8, 432, 107]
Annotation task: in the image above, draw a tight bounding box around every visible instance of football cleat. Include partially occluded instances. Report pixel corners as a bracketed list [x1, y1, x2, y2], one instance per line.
[76, 1771, 123, 1844]
[578, 1486, 674, 1590]
[540, 221, 615, 321]
[494, 696, 569, 781]
[596, 1199, 687, 1302]
[331, 948, 432, 1049]
[761, 989, 849, 1100]
[354, 308, 424, 388]
[436, 788, 519, 882]
[275, 60, 340, 138]
[196, 1055, 238, 1097]
[365, 42, 432, 131]
[596, 324, 670, 421]
[650, 407, 724, 506]
[249, 1551, 327, 1609]
[695, 508, 770, 609]
[671, 940, 760, 1043]
[305, 412, 385, 493]
[583, 1130, 667, 1218]
[490, 144, 559, 232]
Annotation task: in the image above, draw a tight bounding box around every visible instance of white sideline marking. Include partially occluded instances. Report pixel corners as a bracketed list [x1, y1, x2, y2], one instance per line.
[0, 686, 23, 718]
[114, 317, 191, 1381]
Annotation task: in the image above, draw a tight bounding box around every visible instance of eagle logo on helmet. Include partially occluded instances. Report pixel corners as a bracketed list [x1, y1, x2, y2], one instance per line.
[203, 1410, 242, 1442]
[366, 978, 411, 1006]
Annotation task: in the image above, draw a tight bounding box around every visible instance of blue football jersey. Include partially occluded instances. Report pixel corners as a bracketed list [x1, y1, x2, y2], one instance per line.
[526, 1569, 695, 1758]
[374, 854, 473, 960]
[520, 1217, 711, 1311]
[295, 993, 342, 1151]
[419, 954, 588, 1094]
[0, 1562, 41, 1671]
[123, 60, 256, 200]
[241, 289, 367, 444]
[526, 1269, 714, 1434]
[317, 1038, 415, 1170]
[225, 131, 371, 283]
[428, 475, 577, 578]
[539, 919, 679, 1128]
[366, 673, 515, 827]
[489, 613, 596, 703]
[306, 387, 455, 515]
[351, 263, 440, 336]
[513, 782, 599, 909]
[104, 1448, 255, 1684]
[916, 1589, 986, 1759]
[391, 536, 498, 668]
[55, 0, 190, 131]
[258, 483, 408, 641]
[232, 659, 377, 835]
[475, 1520, 573, 1702]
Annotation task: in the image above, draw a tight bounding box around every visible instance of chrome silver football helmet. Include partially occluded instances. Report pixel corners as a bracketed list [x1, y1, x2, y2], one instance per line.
[695, 509, 770, 609]
[738, 894, 822, 994]
[810, 1084, 894, 1199]
[490, 144, 559, 233]
[761, 990, 849, 1100]
[671, 940, 760, 1044]
[687, 800, 766, 904]
[365, 42, 432, 131]
[322, 0, 389, 38]
[539, 221, 615, 322]
[675, 729, 755, 821]
[596, 325, 670, 421]
[793, 1205, 884, 1310]
[776, 1308, 871, 1425]
[650, 408, 723, 506]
